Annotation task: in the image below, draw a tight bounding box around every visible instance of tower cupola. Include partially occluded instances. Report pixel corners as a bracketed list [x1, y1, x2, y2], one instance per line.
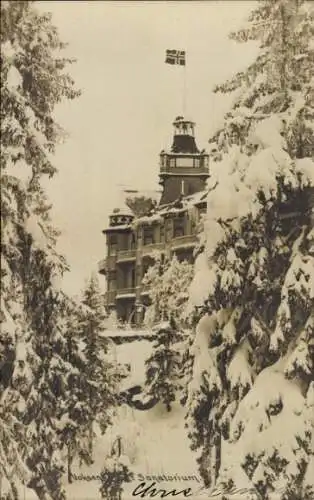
[171, 116, 199, 154]
[159, 116, 209, 205]
[109, 206, 134, 227]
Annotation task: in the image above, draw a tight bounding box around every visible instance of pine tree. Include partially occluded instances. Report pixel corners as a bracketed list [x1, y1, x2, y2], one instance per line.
[144, 322, 183, 412]
[53, 298, 91, 484]
[142, 254, 194, 326]
[141, 255, 195, 410]
[186, 1, 314, 498]
[1, 1, 80, 498]
[79, 274, 123, 460]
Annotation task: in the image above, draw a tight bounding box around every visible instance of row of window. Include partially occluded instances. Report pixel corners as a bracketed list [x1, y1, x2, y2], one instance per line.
[108, 218, 188, 253]
[107, 248, 191, 292]
[107, 268, 136, 289]
[160, 157, 208, 168]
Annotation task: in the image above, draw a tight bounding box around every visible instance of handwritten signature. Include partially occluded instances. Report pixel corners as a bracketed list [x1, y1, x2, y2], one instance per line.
[132, 481, 193, 498]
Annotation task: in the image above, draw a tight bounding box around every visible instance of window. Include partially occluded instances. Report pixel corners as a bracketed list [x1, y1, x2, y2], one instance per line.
[169, 158, 176, 168]
[108, 279, 116, 291]
[131, 233, 136, 249]
[160, 155, 166, 167]
[176, 157, 192, 168]
[108, 234, 118, 255]
[173, 217, 185, 238]
[108, 271, 116, 290]
[131, 268, 136, 288]
[194, 158, 200, 168]
[143, 227, 154, 246]
[120, 233, 128, 251]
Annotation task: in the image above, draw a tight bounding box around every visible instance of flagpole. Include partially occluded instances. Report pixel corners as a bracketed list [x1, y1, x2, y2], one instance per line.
[183, 60, 187, 117]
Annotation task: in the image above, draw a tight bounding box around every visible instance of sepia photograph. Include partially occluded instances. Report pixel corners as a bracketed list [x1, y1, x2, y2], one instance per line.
[1, 1, 314, 499]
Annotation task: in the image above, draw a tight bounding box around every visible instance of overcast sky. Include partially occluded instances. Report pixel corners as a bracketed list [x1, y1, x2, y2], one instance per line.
[38, 1, 258, 297]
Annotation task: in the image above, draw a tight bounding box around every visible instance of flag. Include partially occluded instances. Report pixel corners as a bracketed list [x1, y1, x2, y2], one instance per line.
[165, 49, 186, 66]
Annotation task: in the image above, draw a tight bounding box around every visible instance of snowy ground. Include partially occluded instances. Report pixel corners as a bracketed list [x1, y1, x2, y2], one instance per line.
[64, 335, 201, 500]
[65, 402, 201, 499]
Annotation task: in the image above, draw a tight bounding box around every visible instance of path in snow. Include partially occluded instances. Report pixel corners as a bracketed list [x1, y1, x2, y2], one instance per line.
[65, 336, 200, 499]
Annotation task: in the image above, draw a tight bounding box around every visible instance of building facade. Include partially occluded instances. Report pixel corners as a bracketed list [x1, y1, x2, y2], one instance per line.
[98, 116, 209, 325]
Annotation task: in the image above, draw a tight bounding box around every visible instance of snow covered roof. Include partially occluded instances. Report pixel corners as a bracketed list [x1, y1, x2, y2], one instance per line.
[131, 190, 208, 226]
[182, 189, 208, 206]
[173, 115, 195, 124]
[103, 224, 131, 233]
[104, 188, 209, 231]
[132, 213, 163, 226]
[157, 189, 208, 214]
[99, 329, 156, 340]
[111, 205, 134, 218]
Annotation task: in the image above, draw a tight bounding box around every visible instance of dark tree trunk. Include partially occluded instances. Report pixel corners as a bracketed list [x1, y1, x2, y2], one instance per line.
[68, 442, 73, 483]
[88, 420, 93, 459]
[214, 432, 221, 481]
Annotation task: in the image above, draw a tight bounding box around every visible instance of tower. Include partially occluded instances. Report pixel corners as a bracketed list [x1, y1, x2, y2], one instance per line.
[159, 116, 209, 205]
[100, 205, 136, 322]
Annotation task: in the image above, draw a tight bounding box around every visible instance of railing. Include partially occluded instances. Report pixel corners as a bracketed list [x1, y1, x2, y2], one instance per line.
[116, 249, 136, 262]
[97, 255, 116, 274]
[160, 165, 209, 175]
[98, 258, 107, 274]
[171, 234, 197, 249]
[142, 242, 165, 256]
[116, 287, 136, 298]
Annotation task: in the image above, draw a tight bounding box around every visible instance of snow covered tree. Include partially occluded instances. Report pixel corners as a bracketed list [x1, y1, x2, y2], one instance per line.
[99, 451, 133, 500]
[142, 254, 194, 327]
[52, 298, 92, 484]
[143, 322, 184, 412]
[140, 253, 194, 409]
[142, 255, 195, 409]
[79, 274, 123, 460]
[186, 1, 314, 498]
[1, 1, 80, 498]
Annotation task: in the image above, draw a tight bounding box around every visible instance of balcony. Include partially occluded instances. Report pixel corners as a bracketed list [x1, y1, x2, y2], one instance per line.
[116, 249, 136, 263]
[98, 258, 107, 275]
[105, 290, 116, 306]
[142, 242, 165, 257]
[171, 234, 197, 250]
[116, 287, 136, 299]
[98, 255, 117, 275]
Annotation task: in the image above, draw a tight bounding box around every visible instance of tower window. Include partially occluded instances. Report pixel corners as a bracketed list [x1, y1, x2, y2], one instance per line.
[176, 157, 192, 168]
[108, 234, 118, 255]
[169, 158, 176, 168]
